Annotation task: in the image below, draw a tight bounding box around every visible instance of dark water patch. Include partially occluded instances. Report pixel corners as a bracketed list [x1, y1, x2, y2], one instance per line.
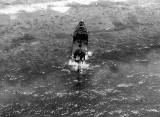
[108, 61, 119, 73]
[108, 14, 139, 32]
[3, 34, 37, 52]
[55, 33, 72, 39]
[0, 41, 69, 86]
[112, 21, 128, 31]
[55, 68, 94, 92]
[73, 72, 93, 91]
[93, 40, 160, 64]
[12, 34, 36, 43]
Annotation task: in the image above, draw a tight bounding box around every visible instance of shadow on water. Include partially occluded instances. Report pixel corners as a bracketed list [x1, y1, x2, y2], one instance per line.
[59, 67, 92, 92]
[74, 71, 92, 91]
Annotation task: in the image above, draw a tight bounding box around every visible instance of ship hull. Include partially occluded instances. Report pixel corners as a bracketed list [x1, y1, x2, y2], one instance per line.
[71, 21, 88, 62]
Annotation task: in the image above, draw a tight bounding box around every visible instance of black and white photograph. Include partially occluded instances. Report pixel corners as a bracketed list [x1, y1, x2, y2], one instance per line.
[0, 0, 160, 116]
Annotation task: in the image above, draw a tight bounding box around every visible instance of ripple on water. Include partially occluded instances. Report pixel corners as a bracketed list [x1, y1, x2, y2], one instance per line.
[117, 83, 133, 88]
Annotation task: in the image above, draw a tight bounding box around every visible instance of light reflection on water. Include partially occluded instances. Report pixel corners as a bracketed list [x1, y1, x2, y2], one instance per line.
[0, 0, 99, 16]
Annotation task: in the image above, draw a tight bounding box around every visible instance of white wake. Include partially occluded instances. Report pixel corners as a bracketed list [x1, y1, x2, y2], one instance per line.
[68, 51, 93, 71]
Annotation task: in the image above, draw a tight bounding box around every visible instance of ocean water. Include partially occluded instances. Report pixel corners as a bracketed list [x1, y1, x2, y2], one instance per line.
[1, 39, 160, 117]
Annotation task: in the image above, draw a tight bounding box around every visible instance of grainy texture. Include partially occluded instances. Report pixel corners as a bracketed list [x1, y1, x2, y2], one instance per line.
[1, 0, 160, 117]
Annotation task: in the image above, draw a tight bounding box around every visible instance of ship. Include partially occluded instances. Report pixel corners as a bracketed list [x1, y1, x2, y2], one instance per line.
[71, 21, 88, 63]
